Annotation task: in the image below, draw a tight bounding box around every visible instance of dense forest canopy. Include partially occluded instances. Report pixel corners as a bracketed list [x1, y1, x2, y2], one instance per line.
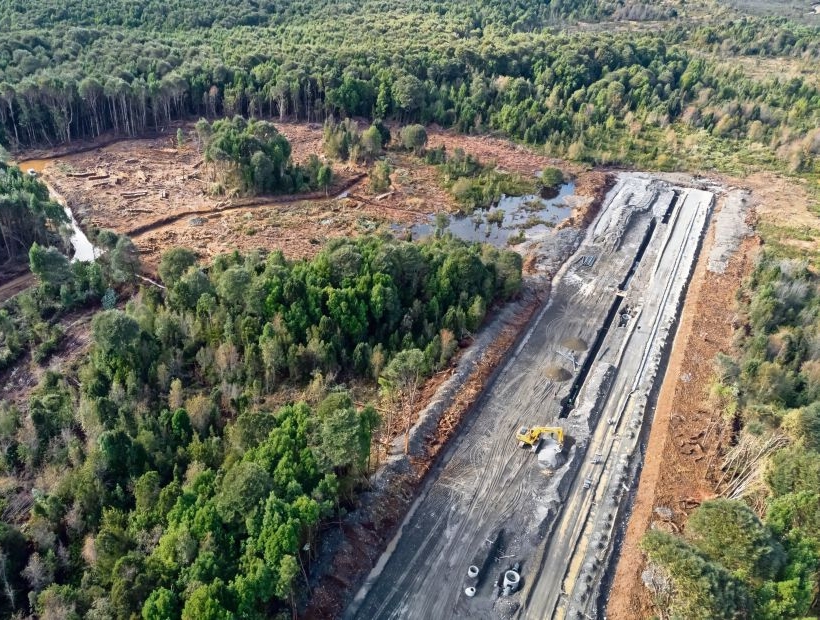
[0, 235, 522, 618]
[0, 0, 818, 177]
[198, 116, 331, 195]
[0, 0, 607, 31]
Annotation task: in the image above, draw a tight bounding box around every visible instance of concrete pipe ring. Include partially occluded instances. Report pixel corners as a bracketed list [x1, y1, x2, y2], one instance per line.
[467, 565, 479, 579]
[503, 570, 521, 590]
[464, 587, 476, 597]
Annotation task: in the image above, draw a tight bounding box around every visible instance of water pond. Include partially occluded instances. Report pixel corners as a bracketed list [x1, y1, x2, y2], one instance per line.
[398, 182, 575, 247]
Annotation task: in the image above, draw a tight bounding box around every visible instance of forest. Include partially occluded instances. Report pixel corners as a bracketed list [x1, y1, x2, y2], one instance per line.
[197, 116, 332, 195]
[0, 164, 66, 262]
[640, 256, 820, 618]
[0, 0, 818, 178]
[0, 220, 522, 617]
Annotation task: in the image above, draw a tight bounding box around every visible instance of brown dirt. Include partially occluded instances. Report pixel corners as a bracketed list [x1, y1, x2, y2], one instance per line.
[0, 271, 34, 304]
[743, 171, 820, 250]
[426, 128, 584, 177]
[19, 124, 609, 275]
[606, 208, 761, 619]
[30, 126, 377, 270]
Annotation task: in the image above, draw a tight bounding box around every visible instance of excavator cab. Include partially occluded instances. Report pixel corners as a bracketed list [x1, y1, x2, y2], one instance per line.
[516, 426, 564, 453]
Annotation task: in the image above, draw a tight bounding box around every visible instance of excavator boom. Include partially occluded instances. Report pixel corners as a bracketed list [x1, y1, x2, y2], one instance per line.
[515, 426, 564, 453]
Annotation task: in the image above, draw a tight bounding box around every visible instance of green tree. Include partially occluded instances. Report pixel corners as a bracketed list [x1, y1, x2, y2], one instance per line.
[91, 310, 140, 358]
[687, 498, 785, 582]
[782, 403, 820, 450]
[767, 447, 820, 497]
[369, 160, 391, 194]
[373, 119, 391, 148]
[434, 212, 450, 237]
[641, 530, 752, 619]
[142, 587, 179, 620]
[392, 75, 424, 117]
[29, 243, 71, 294]
[540, 166, 564, 189]
[399, 124, 427, 154]
[361, 125, 382, 159]
[158, 247, 198, 286]
[383, 348, 426, 455]
[315, 392, 368, 475]
[217, 266, 251, 311]
[317, 164, 332, 195]
[182, 580, 231, 620]
[108, 236, 140, 283]
[215, 461, 273, 524]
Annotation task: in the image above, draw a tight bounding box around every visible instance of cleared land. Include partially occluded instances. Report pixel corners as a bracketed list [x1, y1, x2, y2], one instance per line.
[346, 174, 715, 619]
[17, 125, 604, 273]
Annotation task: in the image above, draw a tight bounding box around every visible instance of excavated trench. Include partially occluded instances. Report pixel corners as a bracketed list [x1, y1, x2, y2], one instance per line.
[661, 190, 680, 225]
[560, 217, 658, 418]
[560, 295, 623, 418]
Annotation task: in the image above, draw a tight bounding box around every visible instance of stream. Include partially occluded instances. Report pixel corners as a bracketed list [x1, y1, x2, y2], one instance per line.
[17, 158, 99, 262]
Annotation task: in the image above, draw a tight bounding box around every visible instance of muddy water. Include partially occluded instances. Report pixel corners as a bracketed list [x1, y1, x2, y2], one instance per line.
[17, 157, 56, 174]
[398, 182, 576, 247]
[15, 158, 99, 262]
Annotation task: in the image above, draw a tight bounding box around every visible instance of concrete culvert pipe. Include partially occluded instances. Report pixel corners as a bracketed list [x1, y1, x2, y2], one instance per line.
[464, 587, 476, 598]
[503, 570, 521, 591]
[467, 565, 479, 579]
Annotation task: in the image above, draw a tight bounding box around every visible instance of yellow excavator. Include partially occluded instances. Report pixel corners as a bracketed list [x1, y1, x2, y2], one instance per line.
[516, 426, 564, 453]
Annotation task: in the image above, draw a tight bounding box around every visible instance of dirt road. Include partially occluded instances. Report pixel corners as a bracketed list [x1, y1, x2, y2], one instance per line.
[346, 174, 714, 619]
[0, 272, 34, 303]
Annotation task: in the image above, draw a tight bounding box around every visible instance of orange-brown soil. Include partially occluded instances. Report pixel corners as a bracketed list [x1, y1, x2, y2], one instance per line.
[606, 218, 761, 619]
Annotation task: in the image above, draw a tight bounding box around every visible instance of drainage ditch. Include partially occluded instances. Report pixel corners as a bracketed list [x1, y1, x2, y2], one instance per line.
[560, 295, 623, 418]
[560, 218, 658, 418]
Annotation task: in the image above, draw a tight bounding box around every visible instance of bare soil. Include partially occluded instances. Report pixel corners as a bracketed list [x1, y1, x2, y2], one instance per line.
[0, 271, 34, 304]
[20, 124, 606, 273]
[426, 127, 585, 177]
[606, 219, 761, 620]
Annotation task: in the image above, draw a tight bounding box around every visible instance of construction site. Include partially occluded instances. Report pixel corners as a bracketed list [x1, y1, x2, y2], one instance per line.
[345, 173, 747, 619]
[5, 124, 763, 619]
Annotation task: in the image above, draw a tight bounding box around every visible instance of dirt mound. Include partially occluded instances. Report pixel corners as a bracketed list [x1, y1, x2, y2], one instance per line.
[560, 336, 588, 351]
[544, 365, 573, 381]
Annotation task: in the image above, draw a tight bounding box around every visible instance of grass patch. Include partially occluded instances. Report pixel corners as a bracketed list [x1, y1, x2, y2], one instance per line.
[434, 148, 536, 213]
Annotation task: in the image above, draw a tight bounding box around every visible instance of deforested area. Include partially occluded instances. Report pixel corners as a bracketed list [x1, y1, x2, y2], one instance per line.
[3, 0, 820, 619]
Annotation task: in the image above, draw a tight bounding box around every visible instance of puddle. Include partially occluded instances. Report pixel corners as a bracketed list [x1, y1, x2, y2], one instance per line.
[397, 182, 575, 247]
[17, 158, 56, 174]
